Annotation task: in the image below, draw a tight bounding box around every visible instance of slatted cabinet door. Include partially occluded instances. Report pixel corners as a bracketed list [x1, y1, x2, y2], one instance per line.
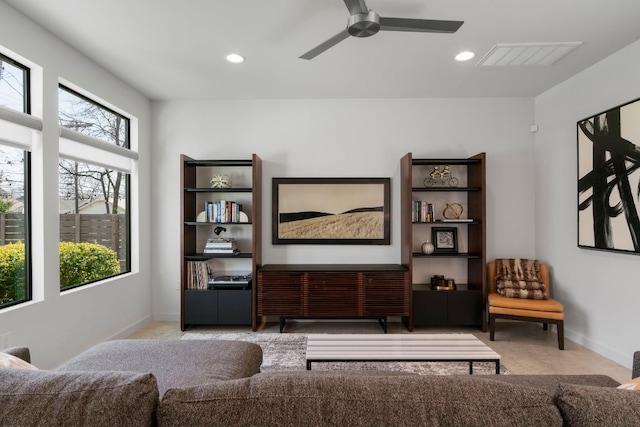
[257, 271, 304, 316]
[363, 271, 409, 316]
[305, 272, 360, 316]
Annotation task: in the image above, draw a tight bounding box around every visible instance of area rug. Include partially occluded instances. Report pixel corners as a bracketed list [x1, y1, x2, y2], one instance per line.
[181, 332, 510, 375]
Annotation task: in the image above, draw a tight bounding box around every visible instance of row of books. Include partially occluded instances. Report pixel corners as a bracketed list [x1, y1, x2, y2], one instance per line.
[204, 200, 243, 223]
[412, 201, 435, 223]
[203, 237, 239, 255]
[186, 261, 212, 290]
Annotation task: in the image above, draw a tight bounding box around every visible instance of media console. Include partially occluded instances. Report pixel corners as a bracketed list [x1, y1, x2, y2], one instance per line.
[256, 264, 411, 332]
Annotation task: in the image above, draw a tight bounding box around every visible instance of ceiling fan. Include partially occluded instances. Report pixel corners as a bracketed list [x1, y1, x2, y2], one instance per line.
[300, 0, 464, 60]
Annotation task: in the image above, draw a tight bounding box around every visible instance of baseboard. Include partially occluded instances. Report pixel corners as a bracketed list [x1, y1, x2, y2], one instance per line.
[106, 315, 153, 341]
[565, 327, 631, 370]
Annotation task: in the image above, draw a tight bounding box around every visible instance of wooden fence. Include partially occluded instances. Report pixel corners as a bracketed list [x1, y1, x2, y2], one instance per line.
[0, 213, 127, 270]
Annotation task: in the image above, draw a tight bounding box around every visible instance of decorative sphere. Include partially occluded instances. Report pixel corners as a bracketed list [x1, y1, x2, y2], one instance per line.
[210, 174, 232, 189]
[421, 241, 435, 255]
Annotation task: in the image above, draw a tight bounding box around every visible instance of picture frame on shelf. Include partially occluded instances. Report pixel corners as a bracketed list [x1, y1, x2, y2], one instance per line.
[272, 177, 390, 245]
[432, 227, 458, 253]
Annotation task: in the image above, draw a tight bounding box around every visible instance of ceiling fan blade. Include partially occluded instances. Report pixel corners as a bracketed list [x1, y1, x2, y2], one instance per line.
[343, 0, 369, 15]
[299, 29, 350, 60]
[379, 17, 463, 33]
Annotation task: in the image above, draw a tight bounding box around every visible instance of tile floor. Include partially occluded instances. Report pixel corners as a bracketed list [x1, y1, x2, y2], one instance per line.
[127, 319, 633, 383]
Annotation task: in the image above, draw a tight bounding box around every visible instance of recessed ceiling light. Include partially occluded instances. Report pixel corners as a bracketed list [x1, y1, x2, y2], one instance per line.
[455, 51, 475, 62]
[226, 53, 245, 64]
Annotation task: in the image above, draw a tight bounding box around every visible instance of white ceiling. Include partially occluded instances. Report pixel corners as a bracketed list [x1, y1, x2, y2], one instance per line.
[4, 0, 640, 101]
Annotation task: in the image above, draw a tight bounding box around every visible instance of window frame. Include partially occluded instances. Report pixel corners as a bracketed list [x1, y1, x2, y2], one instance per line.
[57, 84, 133, 291]
[0, 52, 32, 309]
[0, 52, 30, 114]
[58, 84, 130, 149]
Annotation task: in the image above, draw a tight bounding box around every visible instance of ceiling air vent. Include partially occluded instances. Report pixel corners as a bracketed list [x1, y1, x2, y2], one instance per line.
[477, 42, 582, 67]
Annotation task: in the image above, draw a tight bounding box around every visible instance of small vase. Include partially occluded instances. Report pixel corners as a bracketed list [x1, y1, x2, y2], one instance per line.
[421, 240, 434, 255]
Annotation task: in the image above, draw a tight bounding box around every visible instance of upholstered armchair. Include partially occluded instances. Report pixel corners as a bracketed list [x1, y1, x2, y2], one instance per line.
[487, 260, 565, 350]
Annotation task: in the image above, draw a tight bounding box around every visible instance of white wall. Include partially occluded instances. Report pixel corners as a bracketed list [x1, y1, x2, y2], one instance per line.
[0, 2, 152, 369]
[534, 39, 640, 368]
[151, 98, 536, 321]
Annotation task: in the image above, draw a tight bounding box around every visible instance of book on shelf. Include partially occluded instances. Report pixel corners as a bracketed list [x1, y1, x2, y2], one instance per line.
[204, 237, 238, 253]
[205, 237, 237, 248]
[203, 248, 240, 255]
[204, 200, 243, 223]
[412, 201, 435, 222]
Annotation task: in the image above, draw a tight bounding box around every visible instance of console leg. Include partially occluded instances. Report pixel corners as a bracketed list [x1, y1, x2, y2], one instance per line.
[279, 318, 286, 333]
[378, 318, 388, 333]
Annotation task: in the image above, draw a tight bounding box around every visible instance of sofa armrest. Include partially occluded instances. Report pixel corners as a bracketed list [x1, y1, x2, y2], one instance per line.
[1, 347, 31, 364]
[633, 351, 640, 379]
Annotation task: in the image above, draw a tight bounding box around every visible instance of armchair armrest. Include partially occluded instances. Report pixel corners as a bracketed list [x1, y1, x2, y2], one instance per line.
[633, 351, 640, 379]
[2, 347, 31, 364]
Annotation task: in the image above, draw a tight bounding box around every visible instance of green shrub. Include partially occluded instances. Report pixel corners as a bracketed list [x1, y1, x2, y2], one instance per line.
[0, 242, 121, 305]
[0, 242, 26, 305]
[59, 242, 121, 289]
[0, 200, 14, 213]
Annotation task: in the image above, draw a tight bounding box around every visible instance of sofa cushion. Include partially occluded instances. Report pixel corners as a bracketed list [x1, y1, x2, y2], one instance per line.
[158, 371, 563, 427]
[55, 339, 263, 397]
[0, 369, 158, 427]
[555, 383, 640, 426]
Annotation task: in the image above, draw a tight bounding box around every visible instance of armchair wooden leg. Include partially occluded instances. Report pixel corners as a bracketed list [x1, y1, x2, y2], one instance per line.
[489, 314, 496, 341]
[543, 323, 548, 331]
[557, 320, 564, 350]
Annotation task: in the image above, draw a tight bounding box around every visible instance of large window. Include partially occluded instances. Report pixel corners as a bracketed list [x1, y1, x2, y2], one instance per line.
[0, 52, 31, 308]
[58, 85, 131, 290]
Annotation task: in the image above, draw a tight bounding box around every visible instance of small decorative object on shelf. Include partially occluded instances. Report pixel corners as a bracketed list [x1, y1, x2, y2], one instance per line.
[424, 165, 459, 188]
[210, 174, 232, 189]
[430, 275, 456, 291]
[421, 240, 435, 255]
[442, 202, 464, 220]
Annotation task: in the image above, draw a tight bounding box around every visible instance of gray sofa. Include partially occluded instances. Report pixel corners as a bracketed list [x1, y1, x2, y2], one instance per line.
[1, 341, 639, 426]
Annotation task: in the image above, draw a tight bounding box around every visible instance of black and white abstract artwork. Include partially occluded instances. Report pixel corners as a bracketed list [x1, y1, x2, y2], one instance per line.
[578, 97, 640, 254]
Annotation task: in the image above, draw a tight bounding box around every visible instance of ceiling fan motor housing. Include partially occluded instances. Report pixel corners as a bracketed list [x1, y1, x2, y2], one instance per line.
[347, 11, 380, 37]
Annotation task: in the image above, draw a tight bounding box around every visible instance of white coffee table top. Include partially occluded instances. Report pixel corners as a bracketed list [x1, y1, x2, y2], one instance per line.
[306, 333, 500, 361]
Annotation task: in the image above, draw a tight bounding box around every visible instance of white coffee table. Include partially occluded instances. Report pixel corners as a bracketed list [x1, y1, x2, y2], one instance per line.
[305, 333, 501, 374]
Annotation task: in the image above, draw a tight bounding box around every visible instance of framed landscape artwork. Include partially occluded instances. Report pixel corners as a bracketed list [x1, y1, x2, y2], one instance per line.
[577, 97, 640, 255]
[272, 177, 390, 245]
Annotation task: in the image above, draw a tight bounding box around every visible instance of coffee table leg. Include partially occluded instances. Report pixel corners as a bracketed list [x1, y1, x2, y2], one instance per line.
[469, 362, 473, 374]
[306, 360, 312, 370]
[495, 361, 500, 374]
